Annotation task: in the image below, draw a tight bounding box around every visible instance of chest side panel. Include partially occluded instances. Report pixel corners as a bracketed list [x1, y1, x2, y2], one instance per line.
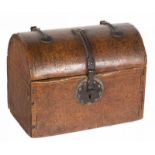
[7, 36, 32, 136]
[31, 67, 145, 137]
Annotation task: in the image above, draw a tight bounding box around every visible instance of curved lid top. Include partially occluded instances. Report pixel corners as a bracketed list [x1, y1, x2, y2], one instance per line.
[13, 23, 146, 81]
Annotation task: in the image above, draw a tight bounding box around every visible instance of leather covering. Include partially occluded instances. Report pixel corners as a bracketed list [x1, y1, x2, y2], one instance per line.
[11, 23, 146, 81]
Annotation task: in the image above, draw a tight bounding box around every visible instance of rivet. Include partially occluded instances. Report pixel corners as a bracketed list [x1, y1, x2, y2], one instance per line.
[81, 100, 84, 104]
[79, 87, 82, 91]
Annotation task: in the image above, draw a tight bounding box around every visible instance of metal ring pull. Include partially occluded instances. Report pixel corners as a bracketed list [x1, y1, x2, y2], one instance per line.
[72, 28, 103, 105]
[100, 20, 123, 38]
[30, 26, 52, 43]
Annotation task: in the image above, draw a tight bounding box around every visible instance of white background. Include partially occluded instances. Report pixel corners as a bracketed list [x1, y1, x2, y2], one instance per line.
[0, 0, 155, 154]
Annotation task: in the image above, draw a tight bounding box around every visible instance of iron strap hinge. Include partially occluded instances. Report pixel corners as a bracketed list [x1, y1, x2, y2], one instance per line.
[72, 28, 103, 104]
[72, 28, 96, 89]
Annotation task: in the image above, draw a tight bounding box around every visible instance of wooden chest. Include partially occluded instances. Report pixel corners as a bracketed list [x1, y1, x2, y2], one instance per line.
[7, 21, 147, 137]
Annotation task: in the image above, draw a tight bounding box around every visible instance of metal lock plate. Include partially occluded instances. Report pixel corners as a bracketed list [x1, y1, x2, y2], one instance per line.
[76, 78, 103, 105]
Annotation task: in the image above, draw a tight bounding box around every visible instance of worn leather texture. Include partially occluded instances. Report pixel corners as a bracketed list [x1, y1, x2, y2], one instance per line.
[17, 23, 146, 81]
[7, 22, 147, 137]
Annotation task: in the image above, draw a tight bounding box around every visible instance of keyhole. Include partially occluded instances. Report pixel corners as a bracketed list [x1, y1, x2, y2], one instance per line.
[88, 94, 92, 99]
